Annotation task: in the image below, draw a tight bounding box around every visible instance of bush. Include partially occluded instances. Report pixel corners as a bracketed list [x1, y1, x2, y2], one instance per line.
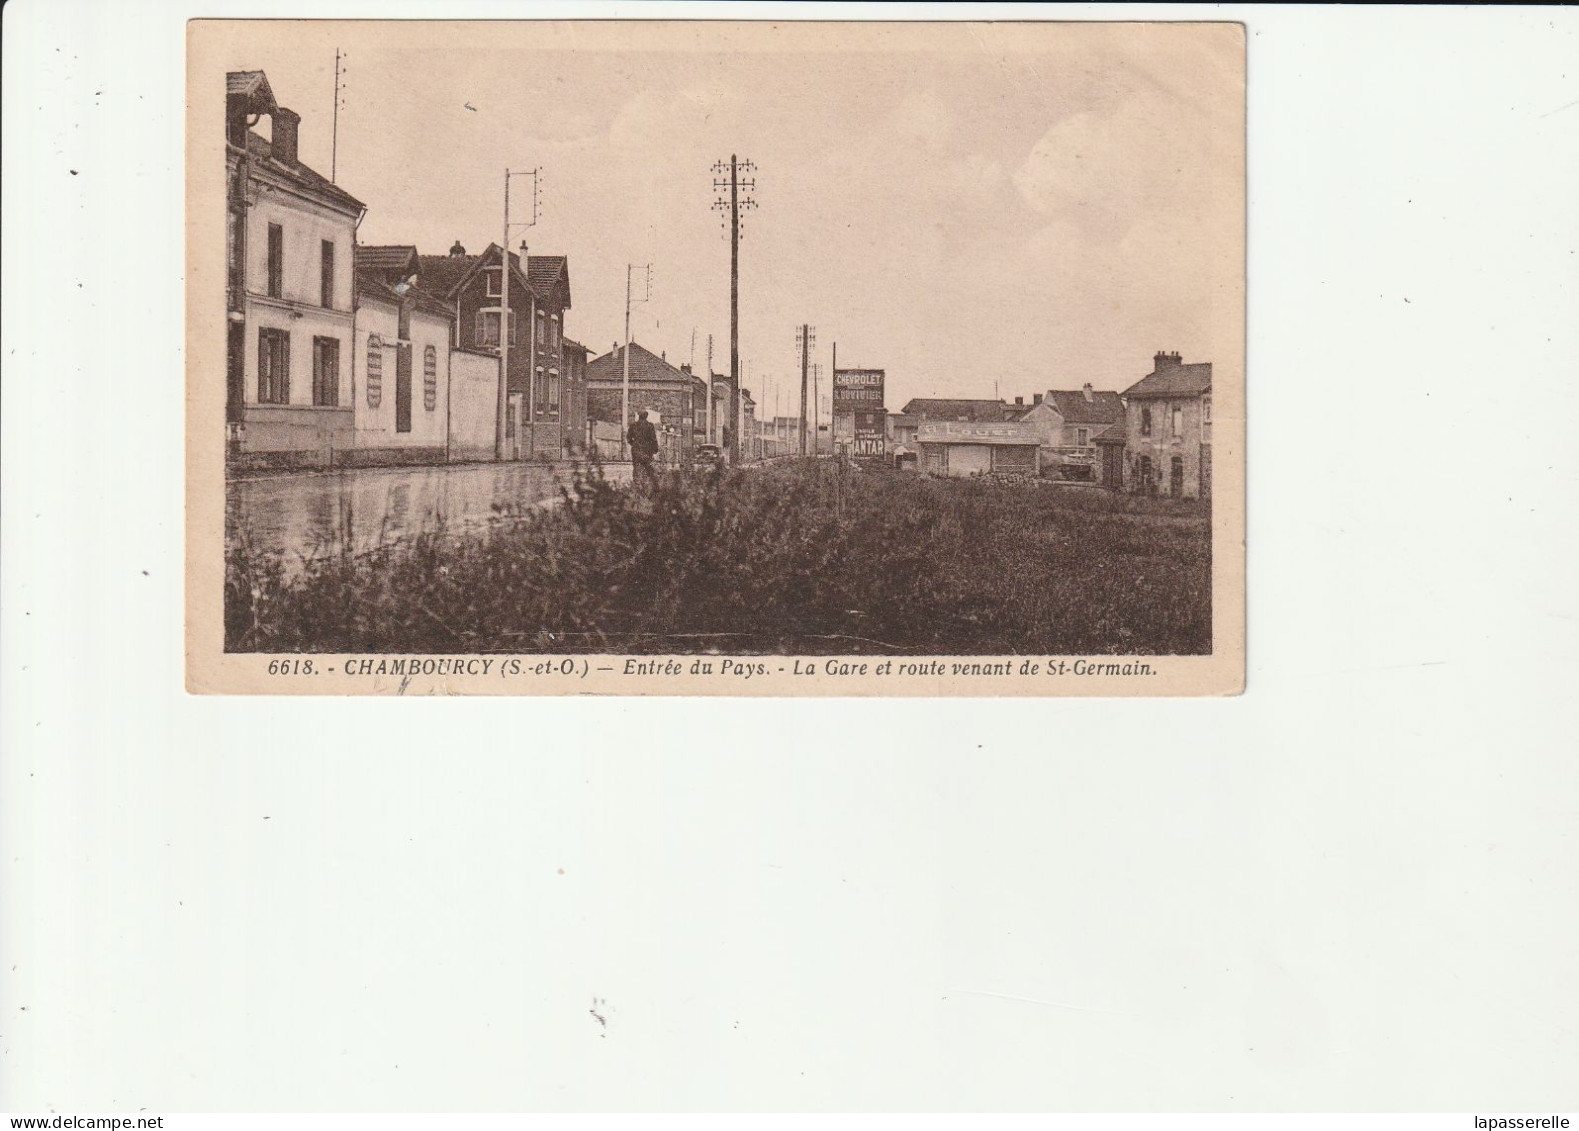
[226, 460, 1211, 655]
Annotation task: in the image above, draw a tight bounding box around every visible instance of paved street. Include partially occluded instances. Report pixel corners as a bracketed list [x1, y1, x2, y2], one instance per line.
[227, 460, 630, 565]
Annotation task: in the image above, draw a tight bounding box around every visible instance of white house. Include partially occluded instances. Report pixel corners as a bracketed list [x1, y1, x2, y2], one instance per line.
[226, 70, 367, 471]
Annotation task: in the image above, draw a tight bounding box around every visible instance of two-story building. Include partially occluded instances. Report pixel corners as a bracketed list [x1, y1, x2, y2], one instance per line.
[1011, 384, 1126, 482]
[1119, 351, 1213, 498]
[226, 70, 366, 471]
[560, 338, 591, 454]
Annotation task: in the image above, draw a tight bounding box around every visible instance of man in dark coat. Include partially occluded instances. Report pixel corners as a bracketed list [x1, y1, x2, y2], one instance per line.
[627, 410, 660, 493]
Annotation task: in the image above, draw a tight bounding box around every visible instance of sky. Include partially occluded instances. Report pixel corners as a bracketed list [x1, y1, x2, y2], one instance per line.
[216, 20, 1243, 416]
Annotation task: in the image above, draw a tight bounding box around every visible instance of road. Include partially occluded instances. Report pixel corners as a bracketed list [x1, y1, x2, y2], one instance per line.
[226, 460, 630, 566]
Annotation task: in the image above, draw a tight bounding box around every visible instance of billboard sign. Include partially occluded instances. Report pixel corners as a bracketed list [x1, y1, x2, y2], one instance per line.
[916, 419, 1041, 446]
[832, 368, 885, 410]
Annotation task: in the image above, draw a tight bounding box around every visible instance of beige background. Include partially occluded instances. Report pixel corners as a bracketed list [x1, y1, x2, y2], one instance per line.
[187, 19, 1246, 697]
[7, 2, 1578, 1115]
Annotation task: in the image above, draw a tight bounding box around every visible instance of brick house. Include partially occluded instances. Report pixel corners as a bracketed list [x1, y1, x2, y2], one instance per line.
[561, 338, 590, 454]
[413, 243, 573, 459]
[225, 70, 366, 471]
[1118, 351, 1213, 498]
[586, 342, 707, 461]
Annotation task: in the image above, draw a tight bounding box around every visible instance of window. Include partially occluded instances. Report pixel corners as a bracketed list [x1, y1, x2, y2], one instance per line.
[1140, 406, 1152, 436]
[257, 327, 290, 404]
[549, 312, 559, 350]
[312, 336, 340, 406]
[1075, 427, 1089, 446]
[320, 240, 335, 308]
[266, 224, 283, 298]
[536, 310, 547, 346]
[423, 345, 438, 411]
[485, 267, 502, 299]
[509, 312, 520, 346]
[548, 368, 560, 407]
[1171, 404, 1184, 438]
[1203, 397, 1213, 424]
[475, 310, 500, 348]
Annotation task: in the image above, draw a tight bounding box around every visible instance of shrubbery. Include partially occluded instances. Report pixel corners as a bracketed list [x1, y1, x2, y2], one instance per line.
[226, 460, 1211, 655]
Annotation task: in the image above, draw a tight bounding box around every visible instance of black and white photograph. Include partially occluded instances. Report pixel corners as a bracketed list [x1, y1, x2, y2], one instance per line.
[192, 19, 1244, 693]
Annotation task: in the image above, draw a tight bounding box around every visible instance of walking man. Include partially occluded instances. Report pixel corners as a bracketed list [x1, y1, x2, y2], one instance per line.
[627, 410, 659, 494]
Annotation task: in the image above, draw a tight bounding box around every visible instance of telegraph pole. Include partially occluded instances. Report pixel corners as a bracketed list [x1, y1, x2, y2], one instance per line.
[796, 324, 814, 456]
[621, 262, 651, 459]
[713, 155, 757, 466]
[497, 167, 542, 461]
[331, 49, 343, 183]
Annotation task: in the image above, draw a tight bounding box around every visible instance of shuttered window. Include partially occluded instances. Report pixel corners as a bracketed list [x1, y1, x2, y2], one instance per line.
[257, 328, 289, 404]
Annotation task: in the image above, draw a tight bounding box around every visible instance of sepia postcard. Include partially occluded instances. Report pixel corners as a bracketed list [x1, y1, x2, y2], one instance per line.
[186, 18, 1245, 697]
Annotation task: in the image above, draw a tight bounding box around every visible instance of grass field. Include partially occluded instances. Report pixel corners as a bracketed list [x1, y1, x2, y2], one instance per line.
[225, 460, 1212, 655]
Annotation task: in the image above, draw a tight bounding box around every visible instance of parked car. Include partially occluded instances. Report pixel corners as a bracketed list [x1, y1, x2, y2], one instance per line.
[694, 443, 723, 468]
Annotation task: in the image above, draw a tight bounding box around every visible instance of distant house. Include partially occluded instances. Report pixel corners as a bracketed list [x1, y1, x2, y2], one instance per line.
[1119, 351, 1213, 498]
[916, 419, 1042, 477]
[888, 413, 920, 449]
[1015, 384, 1125, 482]
[225, 70, 366, 472]
[586, 342, 707, 461]
[900, 398, 1011, 424]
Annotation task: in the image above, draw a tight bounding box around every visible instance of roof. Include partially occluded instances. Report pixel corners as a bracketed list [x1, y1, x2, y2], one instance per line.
[526, 255, 571, 308]
[1042, 388, 1126, 425]
[243, 131, 365, 214]
[227, 71, 276, 108]
[414, 243, 534, 302]
[353, 269, 454, 320]
[585, 342, 695, 386]
[888, 413, 919, 427]
[1122, 361, 1213, 399]
[561, 337, 589, 356]
[355, 245, 419, 278]
[900, 398, 1010, 422]
[1092, 420, 1129, 444]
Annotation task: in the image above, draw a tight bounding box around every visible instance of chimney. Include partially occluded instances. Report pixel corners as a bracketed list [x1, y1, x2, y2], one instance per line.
[271, 107, 300, 165]
[1014, 396, 1024, 407]
[1083, 382, 1094, 402]
[449, 241, 466, 258]
[1154, 351, 1182, 371]
[1033, 393, 1043, 405]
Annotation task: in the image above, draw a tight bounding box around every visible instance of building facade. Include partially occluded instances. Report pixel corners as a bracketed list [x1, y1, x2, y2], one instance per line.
[560, 338, 590, 454]
[347, 259, 457, 466]
[1013, 385, 1126, 482]
[916, 419, 1042, 477]
[1118, 351, 1213, 498]
[226, 70, 367, 472]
